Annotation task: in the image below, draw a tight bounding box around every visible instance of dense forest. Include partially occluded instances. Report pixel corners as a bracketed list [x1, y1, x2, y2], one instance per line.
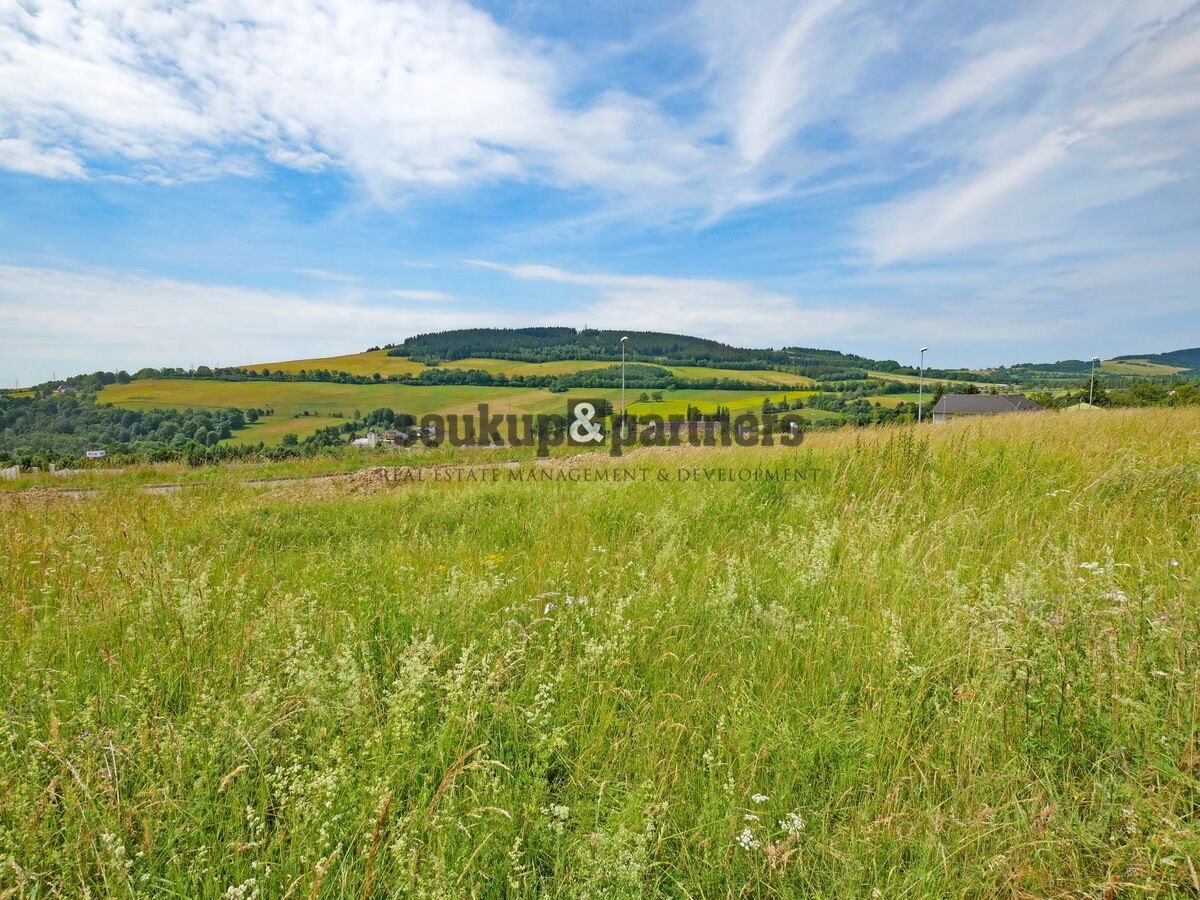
[388, 327, 789, 365]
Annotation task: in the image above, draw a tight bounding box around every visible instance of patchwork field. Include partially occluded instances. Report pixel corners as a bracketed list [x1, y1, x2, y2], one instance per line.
[1099, 358, 1188, 376]
[657, 365, 814, 386]
[2, 409, 1197, 896]
[243, 349, 814, 385]
[99, 380, 832, 443]
[100, 379, 550, 441]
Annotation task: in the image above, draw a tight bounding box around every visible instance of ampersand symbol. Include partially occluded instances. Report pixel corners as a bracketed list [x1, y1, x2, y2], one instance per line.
[569, 402, 605, 443]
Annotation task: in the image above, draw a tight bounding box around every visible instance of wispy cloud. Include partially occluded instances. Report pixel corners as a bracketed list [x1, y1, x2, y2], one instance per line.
[295, 268, 361, 284]
[0, 265, 509, 384]
[473, 260, 875, 347]
[388, 289, 456, 302]
[0, 0, 707, 202]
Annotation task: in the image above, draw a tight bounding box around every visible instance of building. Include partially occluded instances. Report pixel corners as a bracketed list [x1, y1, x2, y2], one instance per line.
[931, 394, 1043, 424]
[351, 431, 379, 448]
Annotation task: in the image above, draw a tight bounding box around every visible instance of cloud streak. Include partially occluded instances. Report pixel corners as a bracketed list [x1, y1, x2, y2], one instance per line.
[0, 264, 511, 384]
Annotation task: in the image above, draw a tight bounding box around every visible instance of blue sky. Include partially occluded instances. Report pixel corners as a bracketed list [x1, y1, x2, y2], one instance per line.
[2, 0, 1198, 384]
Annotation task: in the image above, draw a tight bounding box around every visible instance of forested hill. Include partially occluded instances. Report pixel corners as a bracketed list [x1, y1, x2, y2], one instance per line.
[388, 327, 907, 374]
[389, 328, 785, 365]
[1112, 347, 1200, 371]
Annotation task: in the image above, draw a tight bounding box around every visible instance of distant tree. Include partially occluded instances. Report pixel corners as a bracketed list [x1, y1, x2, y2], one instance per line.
[651, 392, 663, 402]
[366, 407, 397, 427]
[281, 432, 299, 447]
[638, 392, 649, 402]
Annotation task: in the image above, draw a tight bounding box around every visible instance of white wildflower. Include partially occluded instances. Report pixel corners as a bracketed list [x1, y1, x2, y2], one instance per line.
[736, 827, 760, 851]
[778, 812, 806, 836]
[544, 803, 570, 834]
[750, 793, 769, 804]
[222, 878, 260, 900]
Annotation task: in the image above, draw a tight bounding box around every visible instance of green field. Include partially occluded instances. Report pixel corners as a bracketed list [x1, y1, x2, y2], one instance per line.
[244, 349, 814, 385]
[246, 349, 429, 377]
[1099, 358, 1188, 376]
[101, 379, 557, 441]
[657, 365, 813, 386]
[863, 392, 923, 408]
[2, 409, 1197, 896]
[99, 380, 827, 443]
[626, 389, 813, 418]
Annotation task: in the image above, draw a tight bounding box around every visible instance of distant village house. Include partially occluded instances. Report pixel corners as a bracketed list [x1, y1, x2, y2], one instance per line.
[931, 394, 1044, 424]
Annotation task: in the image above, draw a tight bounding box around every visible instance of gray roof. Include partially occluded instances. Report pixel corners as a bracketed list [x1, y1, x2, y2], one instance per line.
[932, 394, 1043, 415]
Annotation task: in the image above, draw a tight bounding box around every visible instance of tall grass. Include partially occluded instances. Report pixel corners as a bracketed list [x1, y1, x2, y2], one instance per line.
[2, 409, 1198, 897]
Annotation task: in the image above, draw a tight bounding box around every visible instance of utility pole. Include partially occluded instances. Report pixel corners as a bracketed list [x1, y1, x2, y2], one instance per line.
[918, 347, 928, 423]
[620, 336, 629, 437]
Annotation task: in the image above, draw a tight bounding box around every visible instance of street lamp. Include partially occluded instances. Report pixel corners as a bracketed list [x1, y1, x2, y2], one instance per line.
[1089, 356, 1100, 406]
[918, 347, 929, 423]
[620, 336, 629, 437]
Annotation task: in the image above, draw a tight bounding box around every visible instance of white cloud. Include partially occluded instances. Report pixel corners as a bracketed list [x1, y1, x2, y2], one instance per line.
[0, 0, 706, 199]
[0, 264, 512, 384]
[3, 0, 1197, 254]
[860, 131, 1081, 264]
[0, 137, 84, 178]
[388, 289, 455, 302]
[848, 1, 1200, 264]
[473, 260, 875, 348]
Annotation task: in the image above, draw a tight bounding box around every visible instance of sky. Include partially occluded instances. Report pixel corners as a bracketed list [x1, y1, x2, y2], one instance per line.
[1, 0, 1199, 385]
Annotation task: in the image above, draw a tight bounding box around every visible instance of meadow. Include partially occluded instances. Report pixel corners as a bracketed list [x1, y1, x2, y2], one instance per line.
[1099, 359, 1188, 377]
[98, 381, 830, 444]
[244, 350, 815, 388]
[1, 409, 1197, 897]
[99, 380, 564, 443]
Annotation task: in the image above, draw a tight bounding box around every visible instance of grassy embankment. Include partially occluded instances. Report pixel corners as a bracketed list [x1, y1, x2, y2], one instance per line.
[2, 409, 1197, 896]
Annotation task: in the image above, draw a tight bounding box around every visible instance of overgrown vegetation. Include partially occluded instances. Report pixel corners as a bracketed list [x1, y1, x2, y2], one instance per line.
[2, 409, 1198, 896]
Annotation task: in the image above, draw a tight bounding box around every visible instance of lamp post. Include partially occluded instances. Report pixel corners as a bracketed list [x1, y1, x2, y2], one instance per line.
[620, 336, 629, 437]
[918, 347, 928, 423]
[1089, 356, 1100, 406]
